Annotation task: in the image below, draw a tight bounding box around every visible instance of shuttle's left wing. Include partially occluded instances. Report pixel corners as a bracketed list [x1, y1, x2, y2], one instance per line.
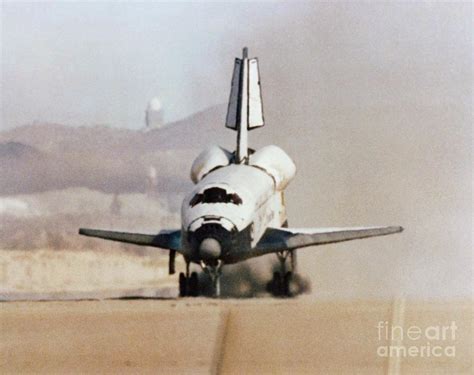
[254, 226, 403, 255]
[79, 228, 182, 252]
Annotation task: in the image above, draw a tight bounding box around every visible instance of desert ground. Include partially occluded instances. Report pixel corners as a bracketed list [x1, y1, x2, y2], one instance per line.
[1, 298, 472, 374]
[1, 250, 472, 374]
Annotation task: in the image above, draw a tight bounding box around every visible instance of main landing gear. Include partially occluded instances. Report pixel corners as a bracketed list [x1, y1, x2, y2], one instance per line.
[179, 262, 199, 297]
[179, 260, 223, 298]
[269, 250, 298, 297]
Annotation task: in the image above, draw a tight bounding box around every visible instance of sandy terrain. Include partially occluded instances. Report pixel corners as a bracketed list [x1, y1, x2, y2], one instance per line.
[1, 299, 471, 374]
[0, 249, 182, 299]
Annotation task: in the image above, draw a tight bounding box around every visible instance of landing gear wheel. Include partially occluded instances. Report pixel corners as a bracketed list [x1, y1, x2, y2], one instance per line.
[179, 272, 187, 297]
[283, 271, 293, 297]
[270, 249, 300, 298]
[269, 271, 283, 297]
[189, 272, 199, 297]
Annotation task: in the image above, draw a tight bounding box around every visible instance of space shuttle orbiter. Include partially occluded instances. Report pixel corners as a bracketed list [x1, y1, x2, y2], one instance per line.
[80, 48, 403, 297]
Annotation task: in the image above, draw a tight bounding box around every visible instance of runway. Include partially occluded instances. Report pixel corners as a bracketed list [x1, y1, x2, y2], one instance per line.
[1, 299, 471, 374]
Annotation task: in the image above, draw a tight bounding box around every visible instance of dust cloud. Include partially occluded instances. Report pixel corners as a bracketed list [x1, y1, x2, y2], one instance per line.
[196, 260, 311, 298]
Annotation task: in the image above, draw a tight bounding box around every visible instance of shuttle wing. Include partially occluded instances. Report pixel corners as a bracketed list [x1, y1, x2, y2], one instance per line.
[79, 228, 182, 252]
[254, 226, 403, 255]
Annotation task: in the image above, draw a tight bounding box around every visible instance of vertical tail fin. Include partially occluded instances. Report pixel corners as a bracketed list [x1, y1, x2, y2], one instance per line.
[226, 47, 264, 164]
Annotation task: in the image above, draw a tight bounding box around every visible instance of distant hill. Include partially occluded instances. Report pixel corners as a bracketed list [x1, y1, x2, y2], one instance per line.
[0, 105, 231, 153]
[0, 106, 224, 195]
[0, 141, 44, 159]
[0, 104, 286, 196]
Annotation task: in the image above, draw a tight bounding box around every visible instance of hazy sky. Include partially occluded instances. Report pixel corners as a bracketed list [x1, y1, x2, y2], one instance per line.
[2, 2, 470, 131]
[1, 2, 303, 130]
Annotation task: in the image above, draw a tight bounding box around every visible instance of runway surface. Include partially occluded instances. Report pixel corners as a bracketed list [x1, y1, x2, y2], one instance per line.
[1, 298, 471, 374]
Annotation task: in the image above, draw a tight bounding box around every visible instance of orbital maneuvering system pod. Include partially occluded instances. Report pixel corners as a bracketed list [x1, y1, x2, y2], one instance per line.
[79, 48, 403, 297]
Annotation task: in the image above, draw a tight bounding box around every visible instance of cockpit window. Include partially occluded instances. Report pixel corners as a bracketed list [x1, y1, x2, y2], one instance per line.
[190, 187, 243, 207]
[229, 193, 243, 205]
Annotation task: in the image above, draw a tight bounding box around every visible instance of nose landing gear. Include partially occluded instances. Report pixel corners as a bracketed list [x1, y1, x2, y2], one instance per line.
[200, 260, 223, 298]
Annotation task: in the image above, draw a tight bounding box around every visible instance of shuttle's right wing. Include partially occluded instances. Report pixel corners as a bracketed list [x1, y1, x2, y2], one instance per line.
[79, 228, 182, 274]
[254, 226, 403, 255]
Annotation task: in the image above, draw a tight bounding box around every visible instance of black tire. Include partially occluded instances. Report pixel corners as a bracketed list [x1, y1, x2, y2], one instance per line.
[189, 272, 199, 297]
[283, 271, 292, 297]
[179, 272, 187, 297]
[272, 271, 282, 297]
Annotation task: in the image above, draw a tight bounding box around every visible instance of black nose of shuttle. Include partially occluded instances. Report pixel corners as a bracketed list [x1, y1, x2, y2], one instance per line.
[199, 238, 222, 260]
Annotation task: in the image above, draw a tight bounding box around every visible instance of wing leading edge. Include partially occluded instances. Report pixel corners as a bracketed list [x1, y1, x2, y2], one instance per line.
[78, 228, 181, 252]
[254, 226, 403, 255]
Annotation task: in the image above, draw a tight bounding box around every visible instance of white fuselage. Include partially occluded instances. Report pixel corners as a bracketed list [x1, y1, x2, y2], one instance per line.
[180, 163, 287, 264]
